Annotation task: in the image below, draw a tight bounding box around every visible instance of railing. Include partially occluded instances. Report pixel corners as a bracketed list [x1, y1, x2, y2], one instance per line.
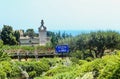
[10, 52, 68, 59]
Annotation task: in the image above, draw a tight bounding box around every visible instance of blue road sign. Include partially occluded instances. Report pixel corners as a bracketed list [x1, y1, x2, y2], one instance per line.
[55, 45, 69, 53]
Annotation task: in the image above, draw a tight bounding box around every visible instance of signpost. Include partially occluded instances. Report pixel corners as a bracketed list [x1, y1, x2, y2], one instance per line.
[55, 45, 69, 59]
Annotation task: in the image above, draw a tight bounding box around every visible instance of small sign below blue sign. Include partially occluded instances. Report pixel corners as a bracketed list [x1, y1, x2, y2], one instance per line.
[55, 45, 69, 53]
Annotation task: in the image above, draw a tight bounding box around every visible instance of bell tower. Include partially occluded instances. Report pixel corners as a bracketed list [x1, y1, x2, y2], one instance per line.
[38, 20, 47, 45]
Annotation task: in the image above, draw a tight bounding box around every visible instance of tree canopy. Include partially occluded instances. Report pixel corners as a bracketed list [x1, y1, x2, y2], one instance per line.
[24, 29, 35, 38]
[1, 25, 18, 45]
[58, 31, 120, 58]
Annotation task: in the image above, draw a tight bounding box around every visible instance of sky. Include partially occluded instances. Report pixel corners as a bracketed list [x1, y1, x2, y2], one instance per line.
[0, 0, 120, 32]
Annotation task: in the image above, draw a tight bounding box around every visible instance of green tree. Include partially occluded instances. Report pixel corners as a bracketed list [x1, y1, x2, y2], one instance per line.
[62, 32, 66, 39]
[1, 25, 17, 45]
[25, 29, 35, 38]
[50, 33, 58, 48]
[77, 31, 120, 58]
[58, 31, 120, 58]
[47, 31, 54, 37]
[88, 31, 120, 57]
[56, 31, 62, 39]
[14, 30, 20, 44]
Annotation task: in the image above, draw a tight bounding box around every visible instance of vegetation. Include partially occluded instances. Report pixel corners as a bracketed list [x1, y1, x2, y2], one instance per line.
[1, 25, 20, 45]
[58, 31, 120, 58]
[14, 30, 20, 44]
[34, 51, 120, 79]
[1, 25, 120, 78]
[48, 31, 72, 48]
[24, 29, 35, 38]
[1, 45, 120, 79]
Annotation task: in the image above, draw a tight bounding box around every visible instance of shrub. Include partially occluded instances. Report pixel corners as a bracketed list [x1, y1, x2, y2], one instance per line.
[28, 71, 36, 78]
[0, 70, 6, 79]
[85, 57, 94, 62]
[98, 54, 120, 79]
[0, 61, 21, 78]
[45, 65, 75, 77]
[110, 64, 120, 79]
[78, 60, 88, 65]
[70, 57, 80, 64]
[18, 59, 50, 77]
[52, 71, 76, 79]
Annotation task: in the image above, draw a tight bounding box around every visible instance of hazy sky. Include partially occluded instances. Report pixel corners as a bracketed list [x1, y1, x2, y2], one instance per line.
[0, 0, 120, 31]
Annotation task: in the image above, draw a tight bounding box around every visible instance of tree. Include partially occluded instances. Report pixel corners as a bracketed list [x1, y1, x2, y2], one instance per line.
[56, 31, 62, 39]
[14, 30, 20, 44]
[50, 33, 58, 48]
[62, 32, 66, 39]
[76, 31, 120, 58]
[25, 29, 35, 38]
[1, 25, 18, 45]
[47, 31, 54, 37]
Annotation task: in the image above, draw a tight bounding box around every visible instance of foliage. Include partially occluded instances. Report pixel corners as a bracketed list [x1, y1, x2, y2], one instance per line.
[17, 58, 50, 77]
[0, 40, 3, 48]
[39, 52, 120, 79]
[0, 53, 120, 79]
[35, 76, 52, 79]
[87, 31, 120, 58]
[78, 60, 88, 65]
[0, 69, 6, 79]
[28, 71, 36, 78]
[49, 31, 72, 48]
[1, 25, 18, 45]
[98, 54, 120, 79]
[50, 33, 58, 48]
[47, 31, 55, 37]
[110, 64, 120, 79]
[45, 65, 75, 77]
[0, 41, 11, 61]
[0, 51, 11, 61]
[59, 31, 120, 58]
[24, 29, 35, 38]
[52, 71, 76, 79]
[14, 30, 20, 44]
[58, 37, 76, 51]
[80, 72, 94, 79]
[0, 61, 21, 78]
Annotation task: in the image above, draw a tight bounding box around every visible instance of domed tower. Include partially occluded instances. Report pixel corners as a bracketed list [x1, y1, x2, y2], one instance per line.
[38, 20, 47, 45]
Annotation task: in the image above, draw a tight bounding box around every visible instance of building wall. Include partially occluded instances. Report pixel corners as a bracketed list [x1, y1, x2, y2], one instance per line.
[39, 30, 47, 45]
[20, 37, 39, 46]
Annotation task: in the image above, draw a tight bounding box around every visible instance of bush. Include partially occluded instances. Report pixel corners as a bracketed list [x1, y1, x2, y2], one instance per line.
[45, 65, 76, 77]
[0, 61, 21, 78]
[78, 60, 88, 65]
[85, 57, 94, 62]
[69, 50, 83, 59]
[52, 71, 76, 79]
[0, 70, 6, 79]
[110, 64, 120, 79]
[0, 51, 11, 61]
[34, 76, 52, 79]
[98, 54, 120, 79]
[28, 71, 36, 78]
[18, 59, 50, 77]
[0, 40, 3, 48]
[70, 57, 80, 64]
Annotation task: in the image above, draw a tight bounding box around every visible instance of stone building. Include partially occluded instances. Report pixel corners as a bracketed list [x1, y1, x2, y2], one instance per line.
[20, 20, 49, 46]
[38, 20, 47, 45]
